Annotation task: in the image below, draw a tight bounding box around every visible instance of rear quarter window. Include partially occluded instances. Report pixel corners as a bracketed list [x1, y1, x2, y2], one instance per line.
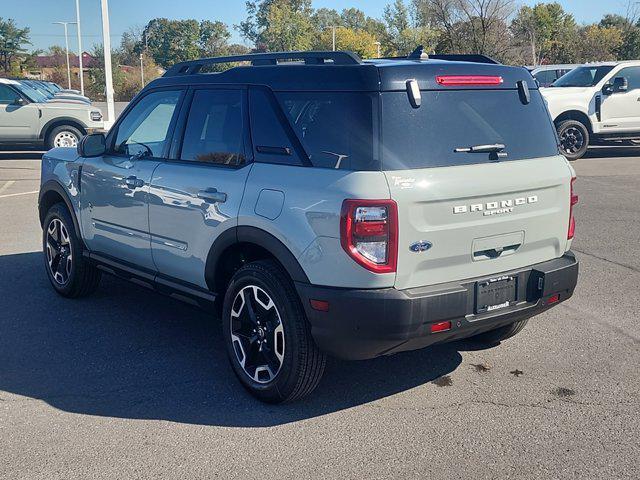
[381, 89, 559, 170]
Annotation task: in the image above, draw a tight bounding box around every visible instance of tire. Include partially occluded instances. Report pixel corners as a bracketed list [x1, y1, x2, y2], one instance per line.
[46, 125, 83, 150]
[43, 203, 101, 298]
[556, 119, 589, 160]
[222, 259, 326, 403]
[470, 319, 529, 344]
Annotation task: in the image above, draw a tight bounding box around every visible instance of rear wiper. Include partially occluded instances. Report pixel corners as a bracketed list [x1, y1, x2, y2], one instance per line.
[454, 143, 506, 153]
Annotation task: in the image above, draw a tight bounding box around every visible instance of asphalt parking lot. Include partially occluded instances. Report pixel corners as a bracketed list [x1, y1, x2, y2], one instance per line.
[0, 147, 638, 479]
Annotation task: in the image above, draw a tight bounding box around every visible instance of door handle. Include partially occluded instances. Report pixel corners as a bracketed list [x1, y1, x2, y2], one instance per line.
[197, 188, 227, 203]
[124, 176, 144, 188]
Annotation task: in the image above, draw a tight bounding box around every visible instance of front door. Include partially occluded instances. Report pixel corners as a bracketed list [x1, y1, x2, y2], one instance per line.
[0, 83, 40, 141]
[80, 89, 184, 271]
[148, 87, 251, 288]
[601, 66, 640, 132]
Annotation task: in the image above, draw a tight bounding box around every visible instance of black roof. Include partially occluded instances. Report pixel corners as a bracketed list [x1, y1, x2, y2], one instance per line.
[147, 50, 536, 93]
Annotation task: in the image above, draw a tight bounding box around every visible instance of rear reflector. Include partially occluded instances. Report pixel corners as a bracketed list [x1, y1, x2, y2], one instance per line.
[546, 294, 560, 305]
[310, 299, 330, 312]
[436, 75, 504, 86]
[430, 321, 452, 333]
[568, 176, 578, 239]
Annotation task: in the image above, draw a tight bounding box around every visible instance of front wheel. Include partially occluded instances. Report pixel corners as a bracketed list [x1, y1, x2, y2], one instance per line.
[43, 203, 101, 297]
[557, 119, 589, 160]
[46, 125, 83, 150]
[222, 260, 326, 403]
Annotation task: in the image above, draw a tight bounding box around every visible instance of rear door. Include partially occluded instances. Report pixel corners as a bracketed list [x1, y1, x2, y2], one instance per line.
[381, 83, 573, 290]
[148, 86, 251, 288]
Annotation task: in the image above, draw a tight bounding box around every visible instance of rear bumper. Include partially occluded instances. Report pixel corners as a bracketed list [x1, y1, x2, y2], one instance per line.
[296, 252, 578, 360]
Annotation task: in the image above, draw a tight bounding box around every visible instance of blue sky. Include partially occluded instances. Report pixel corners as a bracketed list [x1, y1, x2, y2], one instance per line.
[5, 0, 635, 53]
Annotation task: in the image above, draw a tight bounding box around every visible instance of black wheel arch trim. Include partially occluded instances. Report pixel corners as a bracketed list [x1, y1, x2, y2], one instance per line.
[204, 225, 310, 291]
[40, 117, 88, 140]
[38, 180, 82, 238]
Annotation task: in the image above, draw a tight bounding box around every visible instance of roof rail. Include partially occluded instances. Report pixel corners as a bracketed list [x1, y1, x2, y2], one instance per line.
[164, 51, 362, 77]
[400, 45, 500, 64]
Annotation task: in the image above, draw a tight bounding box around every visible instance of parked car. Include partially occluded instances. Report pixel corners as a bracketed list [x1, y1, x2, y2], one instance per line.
[23, 80, 92, 104]
[0, 78, 103, 148]
[527, 64, 578, 87]
[541, 61, 640, 159]
[38, 49, 579, 403]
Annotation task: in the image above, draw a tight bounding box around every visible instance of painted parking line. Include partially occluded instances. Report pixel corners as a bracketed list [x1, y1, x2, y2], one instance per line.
[0, 190, 39, 199]
[0, 181, 16, 194]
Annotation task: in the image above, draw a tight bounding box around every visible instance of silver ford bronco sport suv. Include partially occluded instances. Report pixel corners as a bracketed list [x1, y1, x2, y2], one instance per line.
[38, 49, 579, 403]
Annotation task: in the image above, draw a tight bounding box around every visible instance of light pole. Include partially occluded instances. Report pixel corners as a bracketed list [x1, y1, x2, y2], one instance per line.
[75, 0, 84, 96]
[140, 53, 145, 87]
[52, 21, 77, 89]
[374, 41, 381, 58]
[100, 0, 115, 127]
[325, 26, 336, 51]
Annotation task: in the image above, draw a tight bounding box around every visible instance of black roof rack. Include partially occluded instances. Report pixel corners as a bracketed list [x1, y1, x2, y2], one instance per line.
[164, 51, 362, 77]
[384, 45, 500, 65]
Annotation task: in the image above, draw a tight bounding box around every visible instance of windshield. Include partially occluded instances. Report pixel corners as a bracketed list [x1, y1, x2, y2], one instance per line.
[14, 82, 50, 103]
[551, 66, 614, 87]
[24, 81, 54, 99]
[381, 89, 559, 170]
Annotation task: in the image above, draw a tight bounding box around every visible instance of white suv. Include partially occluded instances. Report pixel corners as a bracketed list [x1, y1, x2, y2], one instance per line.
[541, 61, 640, 159]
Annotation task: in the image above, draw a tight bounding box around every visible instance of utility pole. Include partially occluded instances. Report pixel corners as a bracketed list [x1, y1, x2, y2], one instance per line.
[75, 0, 84, 96]
[374, 41, 381, 58]
[100, 0, 115, 128]
[53, 21, 76, 89]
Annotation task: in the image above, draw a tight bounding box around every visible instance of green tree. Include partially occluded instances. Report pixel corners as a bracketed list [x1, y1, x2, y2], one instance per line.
[312, 8, 342, 31]
[383, 0, 437, 56]
[0, 18, 31, 73]
[599, 13, 640, 60]
[511, 3, 578, 65]
[143, 18, 201, 67]
[239, 0, 313, 50]
[574, 25, 623, 62]
[199, 20, 232, 57]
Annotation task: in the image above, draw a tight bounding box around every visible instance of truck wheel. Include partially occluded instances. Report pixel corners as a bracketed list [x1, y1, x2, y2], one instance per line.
[43, 203, 101, 297]
[46, 125, 83, 149]
[222, 260, 326, 403]
[557, 120, 589, 160]
[470, 319, 529, 344]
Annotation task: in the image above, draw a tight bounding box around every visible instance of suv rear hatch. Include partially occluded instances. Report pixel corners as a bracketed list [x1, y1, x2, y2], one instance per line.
[380, 66, 573, 290]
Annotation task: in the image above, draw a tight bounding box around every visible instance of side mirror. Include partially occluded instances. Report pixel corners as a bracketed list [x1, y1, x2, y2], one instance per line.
[78, 133, 106, 157]
[613, 76, 628, 93]
[602, 84, 613, 95]
[13, 97, 27, 106]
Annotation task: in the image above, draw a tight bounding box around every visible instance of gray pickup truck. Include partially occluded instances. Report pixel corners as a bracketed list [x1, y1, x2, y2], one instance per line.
[0, 78, 103, 149]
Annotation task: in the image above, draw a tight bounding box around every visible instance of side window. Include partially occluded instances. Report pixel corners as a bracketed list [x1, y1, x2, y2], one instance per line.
[0, 84, 17, 104]
[249, 88, 304, 166]
[534, 70, 555, 86]
[180, 89, 245, 166]
[277, 91, 377, 170]
[616, 67, 640, 90]
[113, 90, 181, 158]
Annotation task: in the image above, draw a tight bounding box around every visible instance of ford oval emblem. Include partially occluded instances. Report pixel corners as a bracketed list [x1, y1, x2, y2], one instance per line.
[409, 241, 433, 253]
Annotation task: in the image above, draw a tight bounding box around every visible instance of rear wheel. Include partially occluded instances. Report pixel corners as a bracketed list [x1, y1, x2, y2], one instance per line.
[470, 319, 529, 344]
[46, 125, 83, 150]
[557, 119, 589, 160]
[222, 260, 326, 403]
[43, 203, 101, 297]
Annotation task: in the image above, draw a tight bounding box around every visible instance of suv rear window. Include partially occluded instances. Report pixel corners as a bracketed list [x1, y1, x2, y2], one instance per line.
[277, 92, 378, 171]
[381, 89, 558, 170]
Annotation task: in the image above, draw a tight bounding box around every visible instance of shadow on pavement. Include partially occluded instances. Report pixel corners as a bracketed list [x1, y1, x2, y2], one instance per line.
[0, 252, 466, 427]
[583, 146, 640, 159]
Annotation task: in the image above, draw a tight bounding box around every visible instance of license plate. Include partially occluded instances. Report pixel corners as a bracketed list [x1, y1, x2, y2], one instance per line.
[475, 275, 517, 314]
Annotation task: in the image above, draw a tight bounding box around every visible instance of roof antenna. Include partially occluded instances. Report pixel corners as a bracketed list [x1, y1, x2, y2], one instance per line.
[408, 45, 428, 60]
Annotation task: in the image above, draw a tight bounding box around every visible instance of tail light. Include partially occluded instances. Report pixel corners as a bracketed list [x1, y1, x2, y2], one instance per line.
[436, 75, 504, 86]
[340, 199, 398, 274]
[568, 176, 578, 239]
